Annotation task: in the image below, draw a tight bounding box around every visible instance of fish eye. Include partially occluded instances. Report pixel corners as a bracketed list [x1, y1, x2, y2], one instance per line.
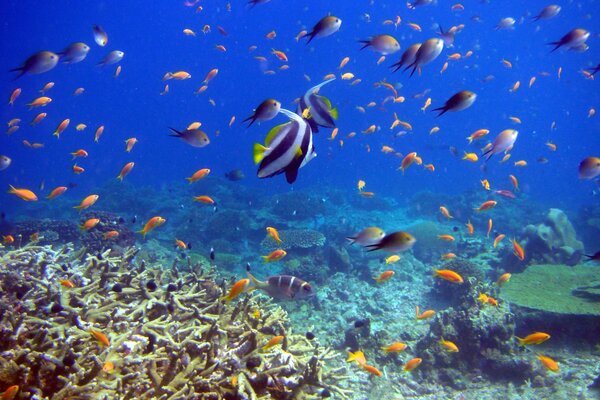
[272, 102, 278, 106]
[303, 284, 312, 292]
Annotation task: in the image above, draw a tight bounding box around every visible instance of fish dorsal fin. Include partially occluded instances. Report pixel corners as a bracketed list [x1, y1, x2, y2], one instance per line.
[253, 143, 268, 164]
[264, 123, 288, 146]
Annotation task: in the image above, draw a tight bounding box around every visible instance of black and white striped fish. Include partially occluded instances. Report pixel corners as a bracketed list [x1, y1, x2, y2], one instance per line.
[297, 78, 338, 132]
[253, 108, 316, 184]
[247, 272, 315, 300]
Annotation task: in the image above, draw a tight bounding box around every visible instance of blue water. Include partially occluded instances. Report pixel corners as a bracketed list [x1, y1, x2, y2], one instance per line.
[1, 0, 599, 216]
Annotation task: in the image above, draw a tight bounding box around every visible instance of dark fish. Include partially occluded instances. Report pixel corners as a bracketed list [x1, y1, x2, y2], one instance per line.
[391, 43, 421, 72]
[586, 64, 600, 76]
[437, 25, 455, 47]
[92, 25, 108, 46]
[297, 78, 337, 132]
[405, 38, 444, 77]
[365, 231, 416, 252]
[247, 272, 315, 300]
[432, 90, 477, 117]
[305, 16, 342, 44]
[98, 50, 124, 66]
[11, 51, 59, 79]
[224, 169, 245, 181]
[132, 215, 137, 224]
[532, 4, 561, 21]
[494, 189, 516, 199]
[584, 251, 600, 263]
[243, 99, 281, 127]
[253, 109, 316, 184]
[210, 247, 215, 260]
[58, 42, 90, 64]
[247, 0, 271, 7]
[407, 0, 433, 9]
[548, 28, 590, 52]
[168, 127, 210, 148]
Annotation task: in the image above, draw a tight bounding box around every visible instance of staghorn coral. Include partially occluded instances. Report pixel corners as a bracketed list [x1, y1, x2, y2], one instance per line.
[0, 243, 348, 399]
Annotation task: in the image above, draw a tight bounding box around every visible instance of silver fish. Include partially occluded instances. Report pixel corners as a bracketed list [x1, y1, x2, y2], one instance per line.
[59, 42, 90, 64]
[0, 155, 11, 171]
[98, 50, 124, 66]
[168, 127, 210, 148]
[93, 25, 108, 46]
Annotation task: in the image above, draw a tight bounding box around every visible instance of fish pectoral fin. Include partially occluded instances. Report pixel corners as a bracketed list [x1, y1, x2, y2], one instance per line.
[253, 143, 268, 164]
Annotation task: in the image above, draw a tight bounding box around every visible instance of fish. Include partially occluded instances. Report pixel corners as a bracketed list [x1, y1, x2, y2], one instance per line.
[432, 90, 477, 117]
[117, 162, 135, 181]
[98, 50, 124, 66]
[578, 157, 600, 179]
[247, 272, 315, 300]
[0, 156, 11, 171]
[74, 194, 99, 210]
[104, 231, 119, 240]
[243, 99, 281, 127]
[548, 28, 590, 52]
[373, 270, 395, 283]
[346, 227, 385, 246]
[361, 364, 382, 376]
[266, 227, 282, 244]
[305, 16, 342, 44]
[359, 35, 400, 55]
[347, 350, 367, 366]
[168, 127, 210, 148]
[532, 5, 561, 21]
[385, 255, 401, 264]
[11, 51, 59, 79]
[403, 357, 422, 372]
[93, 25, 108, 46]
[438, 234, 455, 241]
[433, 269, 464, 284]
[462, 152, 478, 162]
[253, 109, 316, 184]
[1, 385, 19, 400]
[90, 329, 110, 347]
[584, 251, 600, 263]
[537, 355, 559, 372]
[7, 185, 38, 201]
[80, 218, 100, 231]
[58, 42, 91, 63]
[186, 168, 210, 183]
[8, 88, 21, 105]
[494, 190, 516, 199]
[496, 17, 516, 30]
[474, 200, 497, 212]
[440, 206, 453, 219]
[225, 169, 245, 181]
[262, 249, 287, 263]
[439, 338, 459, 352]
[381, 342, 407, 353]
[390, 43, 421, 72]
[221, 278, 250, 303]
[193, 195, 216, 205]
[516, 332, 550, 346]
[297, 78, 338, 132]
[493, 234, 506, 248]
[496, 272, 511, 285]
[365, 231, 416, 252]
[137, 216, 166, 238]
[404, 38, 444, 77]
[512, 239, 525, 260]
[262, 335, 285, 350]
[27, 96, 52, 108]
[437, 24, 456, 47]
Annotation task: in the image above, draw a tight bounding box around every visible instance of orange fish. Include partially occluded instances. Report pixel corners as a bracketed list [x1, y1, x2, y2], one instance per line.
[493, 234, 506, 248]
[361, 364, 382, 376]
[467, 129, 490, 143]
[438, 234, 455, 241]
[516, 332, 550, 346]
[102, 361, 115, 373]
[262, 335, 285, 350]
[125, 137, 138, 152]
[54, 119, 70, 138]
[415, 306, 435, 320]
[222, 278, 250, 303]
[262, 249, 287, 263]
[509, 175, 520, 191]
[441, 252, 457, 260]
[80, 218, 100, 231]
[266, 227, 283, 244]
[59, 279, 76, 288]
[2, 235, 14, 245]
[117, 162, 135, 181]
[434, 269, 464, 284]
[1, 385, 19, 400]
[537, 355, 559, 372]
[399, 152, 418, 173]
[9, 88, 21, 105]
[271, 49, 288, 62]
[74, 194, 99, 210]
[175, 239, 187, 249]
[487, 218, 493, 237]
[103, 230, 119, 240]
[403, 357, 422, 372]
[8, 185, 38, 201]
[512, 238, 525, 260]
[71, 149, 88, 159]
[466, 220, 474, 235]
[90, 330, 110, 347]
[203, 68, 218, 84]
[265, 30, 276, 39]
[27, 96, 52, 108]
[439, 206, 453, 219]
[373, 270, 395, 283]
[382, 342, 407, 353]
[186, 168, 210, 183]
[439, 338, 459, 352]
[137, 216, 166, 238]
[474, 200, 497, 212]
[94, 125, 105, 142]
[496, 272, 511, 285]
[46, 186, 68, 200]
[193, 195, 216, 205]
[30, 112, 47, 125]
[72, 164, 85, 174]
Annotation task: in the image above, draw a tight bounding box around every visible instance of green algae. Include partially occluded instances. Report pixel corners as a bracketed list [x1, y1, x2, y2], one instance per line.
[500, 264, 600, 316]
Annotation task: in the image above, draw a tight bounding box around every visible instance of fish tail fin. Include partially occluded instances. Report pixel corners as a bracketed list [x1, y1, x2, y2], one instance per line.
[117, 174, 124, 182]
[7, 185, 16, 194]
[261, 256, 269, 263]
[415, 305, 420, 319]
[547, 41, 561, 52]
[432, 106, 447, 117]
[483, 147, 494, 161]
[136, 229, 147, 238]
[168, 127, 182, 137]
[345, 236, 356, 245]
[358, 40, 371, 51]
[364, 243, 381, 252]
[9, 67, 24, 80]
[253, 143, 268, 164]
[467, 136, 473, 144]
[246, 272, 265, 290]
[242, 115, 255, 127]
[305, 31, 315, 45]
[515, 336, 525, 346]
[390, 61, 403, 72]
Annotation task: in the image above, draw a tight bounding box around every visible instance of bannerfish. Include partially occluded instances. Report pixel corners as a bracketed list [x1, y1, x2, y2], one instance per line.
[247, 272, 315, 300]
[168, 127, 210, 148]
[253, 108, 316, 184]
[11, 51, 59, 79]
[297, 78, 338, 132]
[58, 42, 90, 64]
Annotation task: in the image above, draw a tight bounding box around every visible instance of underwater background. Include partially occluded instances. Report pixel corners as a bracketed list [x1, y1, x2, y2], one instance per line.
[0, 0, 599, 399]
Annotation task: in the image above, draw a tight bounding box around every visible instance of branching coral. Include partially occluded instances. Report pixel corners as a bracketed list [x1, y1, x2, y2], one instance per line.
[0, 244, 347, 399]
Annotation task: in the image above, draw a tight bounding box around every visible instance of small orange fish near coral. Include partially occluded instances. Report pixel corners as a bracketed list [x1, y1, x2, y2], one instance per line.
[347, 350, 367, 366]
[90, 329, 110, 347]
[516, 332, 550, 346]
[415, 306, 435, 320]
[262, 249, 287, 263]
[361, 364, 382, 376]
[537, 355, 559, 372]
[403, 357, 422, 372]
[512, 238, 525, 260]
[262, 335, 284, 350]
[381, 342, 407, 353]
[222, 278, 250, 303]
[434, 269, 464, 284]
[373, 270, 395, 283]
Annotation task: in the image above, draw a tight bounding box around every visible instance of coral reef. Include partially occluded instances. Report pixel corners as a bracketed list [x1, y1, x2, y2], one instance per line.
[521, 208, 584, 266]
[80, 210, 136, 254]
[406, 220, 453, 262]
[0, 244, 349, 399]
[13, 219, 79, 246]
[261, 229, 326, 253]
